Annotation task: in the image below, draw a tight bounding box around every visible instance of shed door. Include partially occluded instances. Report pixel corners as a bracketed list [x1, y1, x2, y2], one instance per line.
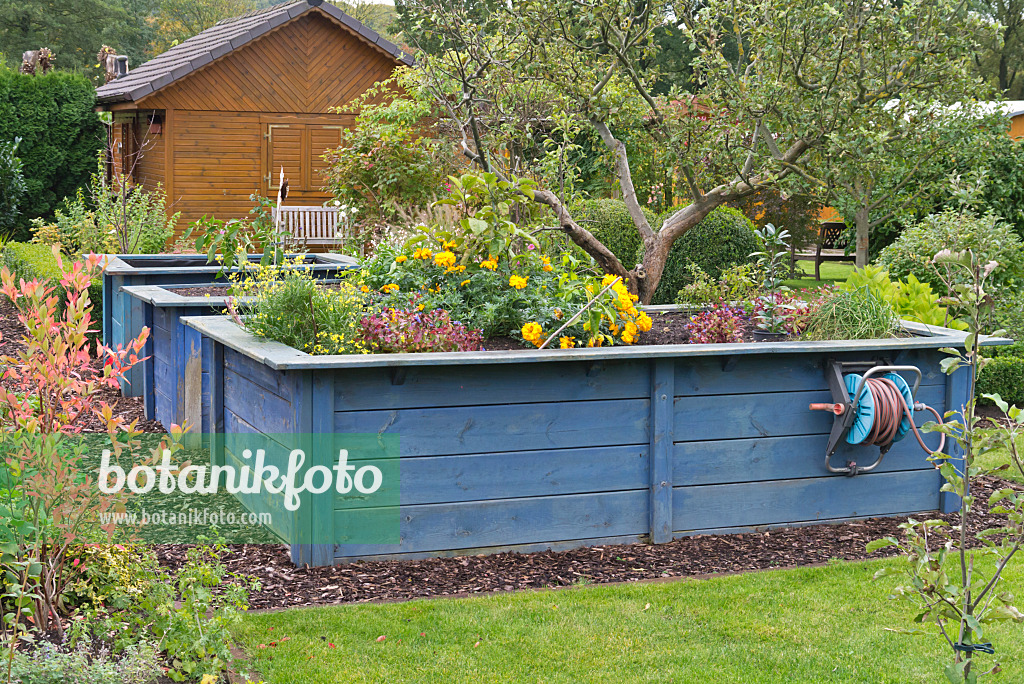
[308, 125, 343, 192]
[266, 124, 305, 192]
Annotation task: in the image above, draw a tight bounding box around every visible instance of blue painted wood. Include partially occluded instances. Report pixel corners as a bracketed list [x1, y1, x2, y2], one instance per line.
[674, 384, 945, 442]
[941, 362, 973, 513]
[181, 311, 979, 567]
[333, 399, 650, 457]
[672, 469, 941, 532]
[397, 445, 647, 505]
[674, 432, 936, 486]
[310, 372, 336, 567]
[142, 301, 155, 419]
[333, 490, 649, 557]
[333, 360, 649, 411]
[650, 359, 673, 543]
[209, 341, 225, 483]
[289, 370, 315, 566]
[223, 368, 296, 433]
[675, 350, 946, 396]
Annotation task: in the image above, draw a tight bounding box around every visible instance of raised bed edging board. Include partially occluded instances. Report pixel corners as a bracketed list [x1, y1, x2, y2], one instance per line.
[102, 253, 356, 398]
[183, 313, 1005, 567]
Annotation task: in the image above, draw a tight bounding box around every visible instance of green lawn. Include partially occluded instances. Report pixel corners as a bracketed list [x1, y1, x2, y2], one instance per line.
[976, 431, 1024, 484]
[232, 557, 1024, 683]
[783, 259, 855, 291]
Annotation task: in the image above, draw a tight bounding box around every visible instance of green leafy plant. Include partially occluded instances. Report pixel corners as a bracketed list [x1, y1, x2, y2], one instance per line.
[877, 209, 1024, 306]
[977, 356, 1024, 407]
[803, 287, 901, 341]
[144, 538, 258, 681]
[843, 265, 968, 330]
[751, 223, 792, 334]
[0, 250, 151, 659]
[649, 206, 760, 305]
[868, 248, 1024, 683]
[428, 172, 543, 263]
[323, 68, 458, 233]
[29, 188, 117, 255]
[232, 262, 369, 355]
[4, 640, 160, 684]
[186, 193, 294, 279]
[674, 264, 722, 307]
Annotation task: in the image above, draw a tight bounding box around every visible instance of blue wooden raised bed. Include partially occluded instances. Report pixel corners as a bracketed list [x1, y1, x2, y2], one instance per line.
[181, 313, 994, 567]
[102, 253, 356, 398]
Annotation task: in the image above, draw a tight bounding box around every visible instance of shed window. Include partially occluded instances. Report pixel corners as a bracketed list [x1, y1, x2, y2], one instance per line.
[266, 123, 343, 193]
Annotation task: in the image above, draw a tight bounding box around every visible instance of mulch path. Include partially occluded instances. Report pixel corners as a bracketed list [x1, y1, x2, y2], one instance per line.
[153, 475, 1018, 612]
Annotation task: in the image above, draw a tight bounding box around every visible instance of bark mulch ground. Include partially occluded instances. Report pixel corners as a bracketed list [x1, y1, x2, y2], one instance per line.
[154, 475, 1017, 612]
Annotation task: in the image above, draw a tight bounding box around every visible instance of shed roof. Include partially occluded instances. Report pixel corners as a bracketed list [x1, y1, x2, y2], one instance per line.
[95, 0, 413, 105]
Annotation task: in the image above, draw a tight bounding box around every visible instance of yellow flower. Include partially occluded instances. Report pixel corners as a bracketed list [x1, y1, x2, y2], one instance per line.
[625, 321, 638, 338]
[381, 283, 399, 293]
[554, 308, 563, 320]
[609, 322, 620, 335]
[434, 250, 456, 268]
[413, 247, 433, 260]
[602, 273, 619, 287]
[621, 331, 635, 344]
[201, 675, 217, 684]
[360, 285, 369, 293]
[460, 279, 471, 287]
[395, 255, 408, 263]
[636, 312, 653, 332]
[480, 258, 497, 270]
[509, 275, 528, 289]
[559, 336, 575, 349]
[521, 321, 543, 342]
[542, 264, 553, 272]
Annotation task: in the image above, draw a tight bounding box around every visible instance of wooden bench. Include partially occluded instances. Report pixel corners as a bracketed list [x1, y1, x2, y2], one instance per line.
[272, 206, 344, 246]
[813, 222, 853, 280]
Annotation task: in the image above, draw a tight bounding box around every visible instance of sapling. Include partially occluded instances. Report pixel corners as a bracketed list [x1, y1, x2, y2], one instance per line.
[867, 247, 1024, 683]
[751, 223, 793, 334]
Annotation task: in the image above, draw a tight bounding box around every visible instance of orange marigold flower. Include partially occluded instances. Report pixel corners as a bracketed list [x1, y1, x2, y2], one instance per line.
[395, 255, 408, 263]
[509, 275, 528, 289]
[480, 257, 497, 270]
[434, 251, 456, 268]
[360, 285, 370, 293]
[559, 336, 575, 349]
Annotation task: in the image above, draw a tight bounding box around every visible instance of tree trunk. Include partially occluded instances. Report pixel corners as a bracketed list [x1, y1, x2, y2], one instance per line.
[854, 206, 871, 268]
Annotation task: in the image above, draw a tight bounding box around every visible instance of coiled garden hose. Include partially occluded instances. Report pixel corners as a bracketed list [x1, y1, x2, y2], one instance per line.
[860, 376, 945, 455]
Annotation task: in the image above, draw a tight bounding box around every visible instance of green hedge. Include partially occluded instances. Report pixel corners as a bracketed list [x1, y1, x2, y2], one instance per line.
[559, 199, 657, 265]
[0, 66, 103, 238]
[977, 355, 1024, 406]
[649, 206, 760, 305]
[2, 242, 102, 328]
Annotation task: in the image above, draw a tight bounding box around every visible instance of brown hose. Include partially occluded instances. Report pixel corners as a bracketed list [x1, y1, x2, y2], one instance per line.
[862, 377, 946, 455]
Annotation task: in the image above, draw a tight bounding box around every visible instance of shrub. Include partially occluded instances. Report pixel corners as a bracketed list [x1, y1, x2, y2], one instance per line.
[234, 263, 369, 355]
[650, 206, 760, 305]
[686, 304, 745, 344]
[31, 188, 116, 255]
[360, 301, 484, 353]
[877, 209, 1024, 302]
[0, 137, 26, 237]
[977, 355, 1024, 406]
[2, 241, 103, 323]
[0, 65, 103, 233]
[558, 198, 657, 265]
[6, 640, 161, 684]
[803, 287, 901, 341]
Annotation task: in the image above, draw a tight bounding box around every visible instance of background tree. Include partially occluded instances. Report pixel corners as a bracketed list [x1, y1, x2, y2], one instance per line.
[152, 0, 258, 52]
[404, 0, 990, 303]
[804, 102, 1002, 267]
[972, 0, 1024, 98]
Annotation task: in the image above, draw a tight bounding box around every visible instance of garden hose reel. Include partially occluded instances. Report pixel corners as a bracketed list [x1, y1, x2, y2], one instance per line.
[809, 360, 942, 476]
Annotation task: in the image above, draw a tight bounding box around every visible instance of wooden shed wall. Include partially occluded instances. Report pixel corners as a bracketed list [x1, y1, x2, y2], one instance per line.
[126, 9, 400, 227]
[139, 12, 397, 114]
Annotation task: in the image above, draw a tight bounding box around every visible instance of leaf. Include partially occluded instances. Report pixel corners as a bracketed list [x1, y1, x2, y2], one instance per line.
[866, 538, 899, 553]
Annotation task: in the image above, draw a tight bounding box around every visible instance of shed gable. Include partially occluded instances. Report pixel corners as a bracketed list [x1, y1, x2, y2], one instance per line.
[138, 11, 397, 113]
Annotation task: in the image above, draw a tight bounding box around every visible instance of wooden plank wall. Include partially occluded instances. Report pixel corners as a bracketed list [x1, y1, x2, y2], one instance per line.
[128, 9, 401, 229]
[310, 348, 950, 564]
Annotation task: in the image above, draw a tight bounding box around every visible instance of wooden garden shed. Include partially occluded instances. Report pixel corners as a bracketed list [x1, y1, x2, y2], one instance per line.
[94, 0, 412, 228]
